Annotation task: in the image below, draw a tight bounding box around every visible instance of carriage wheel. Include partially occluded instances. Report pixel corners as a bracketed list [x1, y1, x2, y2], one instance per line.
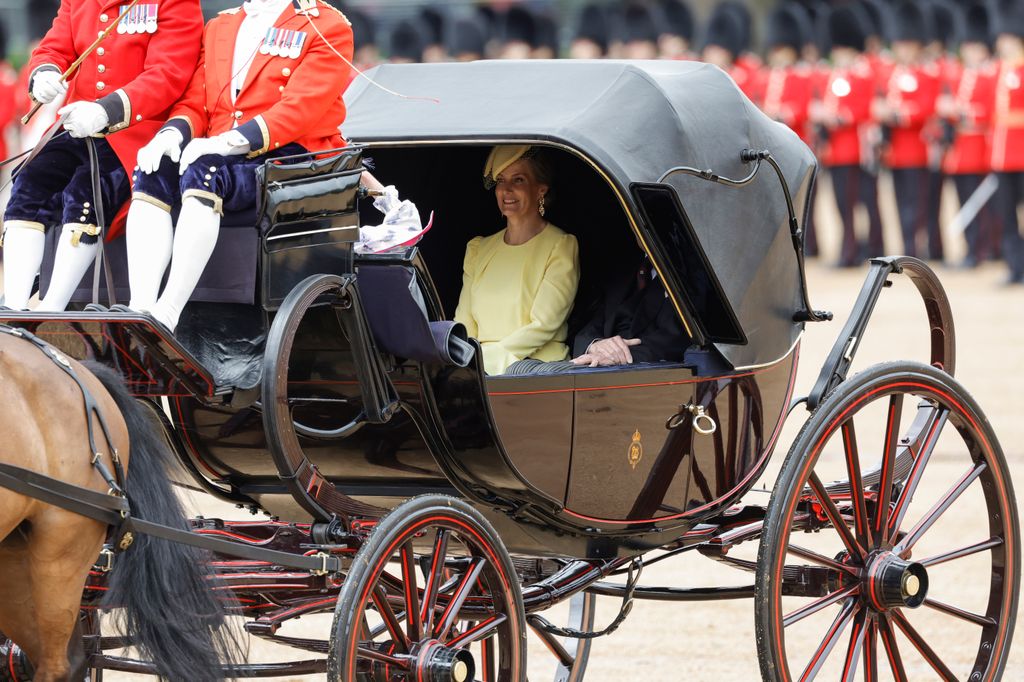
[527, 591, 596, 682]
[328, 495, 527, 681]
[755, 362, 1019, 681]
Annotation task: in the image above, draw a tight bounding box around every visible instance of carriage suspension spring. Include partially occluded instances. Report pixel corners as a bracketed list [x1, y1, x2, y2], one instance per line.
[527, 556, 643, 640]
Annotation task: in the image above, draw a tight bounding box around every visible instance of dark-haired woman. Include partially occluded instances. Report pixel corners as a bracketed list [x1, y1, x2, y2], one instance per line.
[454, 146, 580, 375]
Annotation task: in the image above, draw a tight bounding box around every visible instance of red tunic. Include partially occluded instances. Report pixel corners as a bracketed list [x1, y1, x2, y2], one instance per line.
[761, 64, 812, 146]
[820, 60, 874, 167]
[882, 63, 940, 169]
[991, 61, 1024, 172]
[167, 1, 353, 156]
[944, 62, 997, 175]
[28, 0, 204, 173]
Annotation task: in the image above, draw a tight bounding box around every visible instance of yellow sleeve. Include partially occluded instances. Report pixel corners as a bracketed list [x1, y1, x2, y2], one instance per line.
[453, 237, 480, 338]
[498, 233, 580, 361]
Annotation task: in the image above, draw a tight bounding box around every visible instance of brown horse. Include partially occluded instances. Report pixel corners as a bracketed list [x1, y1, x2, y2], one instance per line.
[0, 329, 240, 681]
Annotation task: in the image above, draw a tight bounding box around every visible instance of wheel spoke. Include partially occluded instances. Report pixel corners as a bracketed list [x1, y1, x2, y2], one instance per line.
[890, 610, 958, 681]
[798, 598, 858, 681]
[862, 617, 878, 682]
[527, 616, 575, 669]
[356, 645, 409, 668]
[896, 463, 986, 556]
[887, 408, 949, 545]
[400, 542, 422, 642]
[371, 585, 411, 653]
[840, 609, 867, 682]
[842, 419, 874, 550]
[420, 528, 450, 635]
[877, 616, 908, 682]
[448, 614, 507, 649]
[923, 598, 997, 628]
[784, 584, 859, 628]
[874, 394, 904, 539]
[809, 473, 866, 559]
[788, 545, 858, 576]
[436, 558, 486, 641]
[480, 631, 496, 681]
[919, 536, 1003, 568]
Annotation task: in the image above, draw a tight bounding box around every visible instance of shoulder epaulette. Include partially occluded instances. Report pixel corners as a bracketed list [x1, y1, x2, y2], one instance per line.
[317, 1, 351, 25]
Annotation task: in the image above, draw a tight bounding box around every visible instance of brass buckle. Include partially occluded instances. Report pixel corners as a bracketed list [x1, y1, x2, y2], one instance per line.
[95, 547, 115, 572]
[311, 552, 332, 577]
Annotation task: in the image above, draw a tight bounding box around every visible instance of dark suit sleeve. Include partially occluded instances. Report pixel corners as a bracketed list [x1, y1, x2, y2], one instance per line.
[628, 295, 688, 363]
[572, 311, 603, 357]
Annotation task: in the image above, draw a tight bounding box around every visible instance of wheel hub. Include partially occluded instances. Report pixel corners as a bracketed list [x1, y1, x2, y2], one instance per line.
[864, 551, 928, 610]
[415, 640, 475, 682]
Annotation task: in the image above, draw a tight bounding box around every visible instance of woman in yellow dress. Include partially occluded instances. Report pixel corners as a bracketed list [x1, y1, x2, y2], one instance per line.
[454, 146, 580, 375]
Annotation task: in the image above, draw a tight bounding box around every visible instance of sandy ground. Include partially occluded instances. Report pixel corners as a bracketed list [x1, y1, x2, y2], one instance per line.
[6, 175, 1021, 680]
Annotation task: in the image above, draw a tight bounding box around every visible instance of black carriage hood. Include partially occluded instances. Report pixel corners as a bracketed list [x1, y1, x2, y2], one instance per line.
[343, 60, 817, 369]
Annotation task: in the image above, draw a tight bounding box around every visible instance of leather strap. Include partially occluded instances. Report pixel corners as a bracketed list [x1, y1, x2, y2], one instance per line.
[0, 462, 342, 574]
[85, 137, 117, 306]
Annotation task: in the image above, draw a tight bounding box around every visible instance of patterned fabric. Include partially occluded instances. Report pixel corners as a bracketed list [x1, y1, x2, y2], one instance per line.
[4, 134, 130, 239]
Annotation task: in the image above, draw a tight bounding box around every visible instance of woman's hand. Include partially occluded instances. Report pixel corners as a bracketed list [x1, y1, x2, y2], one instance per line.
[572, 336, 641, 367]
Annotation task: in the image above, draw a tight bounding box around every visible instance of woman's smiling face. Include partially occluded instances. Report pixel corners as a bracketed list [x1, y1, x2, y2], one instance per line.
[494, 158, 548, 220]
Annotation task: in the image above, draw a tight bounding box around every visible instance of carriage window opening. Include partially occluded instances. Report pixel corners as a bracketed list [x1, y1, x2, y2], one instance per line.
[632, 183, 745, 345]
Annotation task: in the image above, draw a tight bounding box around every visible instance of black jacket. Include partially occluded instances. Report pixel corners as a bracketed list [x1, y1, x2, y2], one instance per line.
[572, 268, 688, 363]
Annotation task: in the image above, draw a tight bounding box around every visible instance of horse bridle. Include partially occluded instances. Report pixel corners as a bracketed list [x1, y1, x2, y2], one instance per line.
[0, 324, 126, 500]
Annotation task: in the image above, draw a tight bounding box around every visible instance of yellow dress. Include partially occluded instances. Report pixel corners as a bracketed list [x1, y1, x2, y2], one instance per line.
[454, 224, 580, 375]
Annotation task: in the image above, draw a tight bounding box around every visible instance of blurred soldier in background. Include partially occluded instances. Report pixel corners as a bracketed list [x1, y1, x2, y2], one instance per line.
[347, 8, 379, 70]
[991, 1, 1024, 284]
[701, 5, 754, 97]
[620, 2, 659, 60]
[875, 1, 940, 260]
[499, 6, 535, 60]
[656, 0, 694, 60]
[451, 15, 488, 62]
[570, 4, 608, 59]
[419, 6, 449, 63]
[389, 20, 425, 64]
[939, 1, 998, 268]
[854, 0, 890, 259]
[811, 4, 873, 267]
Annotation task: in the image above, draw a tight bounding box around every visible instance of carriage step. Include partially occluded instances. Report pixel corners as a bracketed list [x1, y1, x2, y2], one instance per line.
[0, 310, 228, 401]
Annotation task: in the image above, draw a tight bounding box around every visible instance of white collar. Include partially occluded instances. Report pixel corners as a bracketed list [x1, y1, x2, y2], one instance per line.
[243, 0, 291, 19]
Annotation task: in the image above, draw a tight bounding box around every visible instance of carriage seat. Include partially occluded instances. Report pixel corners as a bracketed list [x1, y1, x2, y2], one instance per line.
[53, 147, 365, 310]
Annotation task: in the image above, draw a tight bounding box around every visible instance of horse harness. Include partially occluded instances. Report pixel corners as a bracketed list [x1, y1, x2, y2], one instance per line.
[0, 323, 135, 557]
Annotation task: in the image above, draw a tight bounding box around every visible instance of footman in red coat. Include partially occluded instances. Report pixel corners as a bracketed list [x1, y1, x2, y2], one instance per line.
[126, 0, 354, 331]
[1, 0, 203, 311]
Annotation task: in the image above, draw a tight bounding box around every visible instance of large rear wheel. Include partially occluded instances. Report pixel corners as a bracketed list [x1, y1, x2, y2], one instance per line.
[755, 362, 1019, 681]
[328, 495, 527, 681]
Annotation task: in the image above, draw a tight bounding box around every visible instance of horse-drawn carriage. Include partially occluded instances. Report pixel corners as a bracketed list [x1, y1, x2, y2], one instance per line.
[0, 60, 1016, 681]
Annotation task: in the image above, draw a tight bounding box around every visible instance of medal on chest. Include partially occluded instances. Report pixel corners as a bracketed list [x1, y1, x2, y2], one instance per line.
[118, 4, 158, 34]
[261, 28, 307, 59]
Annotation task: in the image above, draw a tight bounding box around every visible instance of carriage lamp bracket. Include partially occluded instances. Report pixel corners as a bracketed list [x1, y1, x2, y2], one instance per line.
[658, 150, 832, 325]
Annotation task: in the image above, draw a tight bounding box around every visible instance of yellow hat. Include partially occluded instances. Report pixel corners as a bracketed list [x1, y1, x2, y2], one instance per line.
[483, 145, 533, 189]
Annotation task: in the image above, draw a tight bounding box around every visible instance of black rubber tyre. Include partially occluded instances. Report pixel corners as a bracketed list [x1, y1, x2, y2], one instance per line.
[755, 362, 1019, 681]
[328, 495, 527, 681]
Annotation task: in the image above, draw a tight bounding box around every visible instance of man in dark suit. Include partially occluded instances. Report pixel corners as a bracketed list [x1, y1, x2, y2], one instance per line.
[571, 256, 687, 367]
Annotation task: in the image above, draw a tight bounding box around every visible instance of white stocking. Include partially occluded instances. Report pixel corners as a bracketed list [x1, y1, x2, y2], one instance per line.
[149, 197, 221, 332]
[2, 223, 46, 309]
[126, 200, 174, 310]
[36, 225, 99, 312]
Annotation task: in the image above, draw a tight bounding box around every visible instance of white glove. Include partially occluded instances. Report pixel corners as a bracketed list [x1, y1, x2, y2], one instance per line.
[31, 69, 67, 104]
[179, 130, 250, 175]
[58, 101, 110, 138]
[137, 129, 184, 174]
